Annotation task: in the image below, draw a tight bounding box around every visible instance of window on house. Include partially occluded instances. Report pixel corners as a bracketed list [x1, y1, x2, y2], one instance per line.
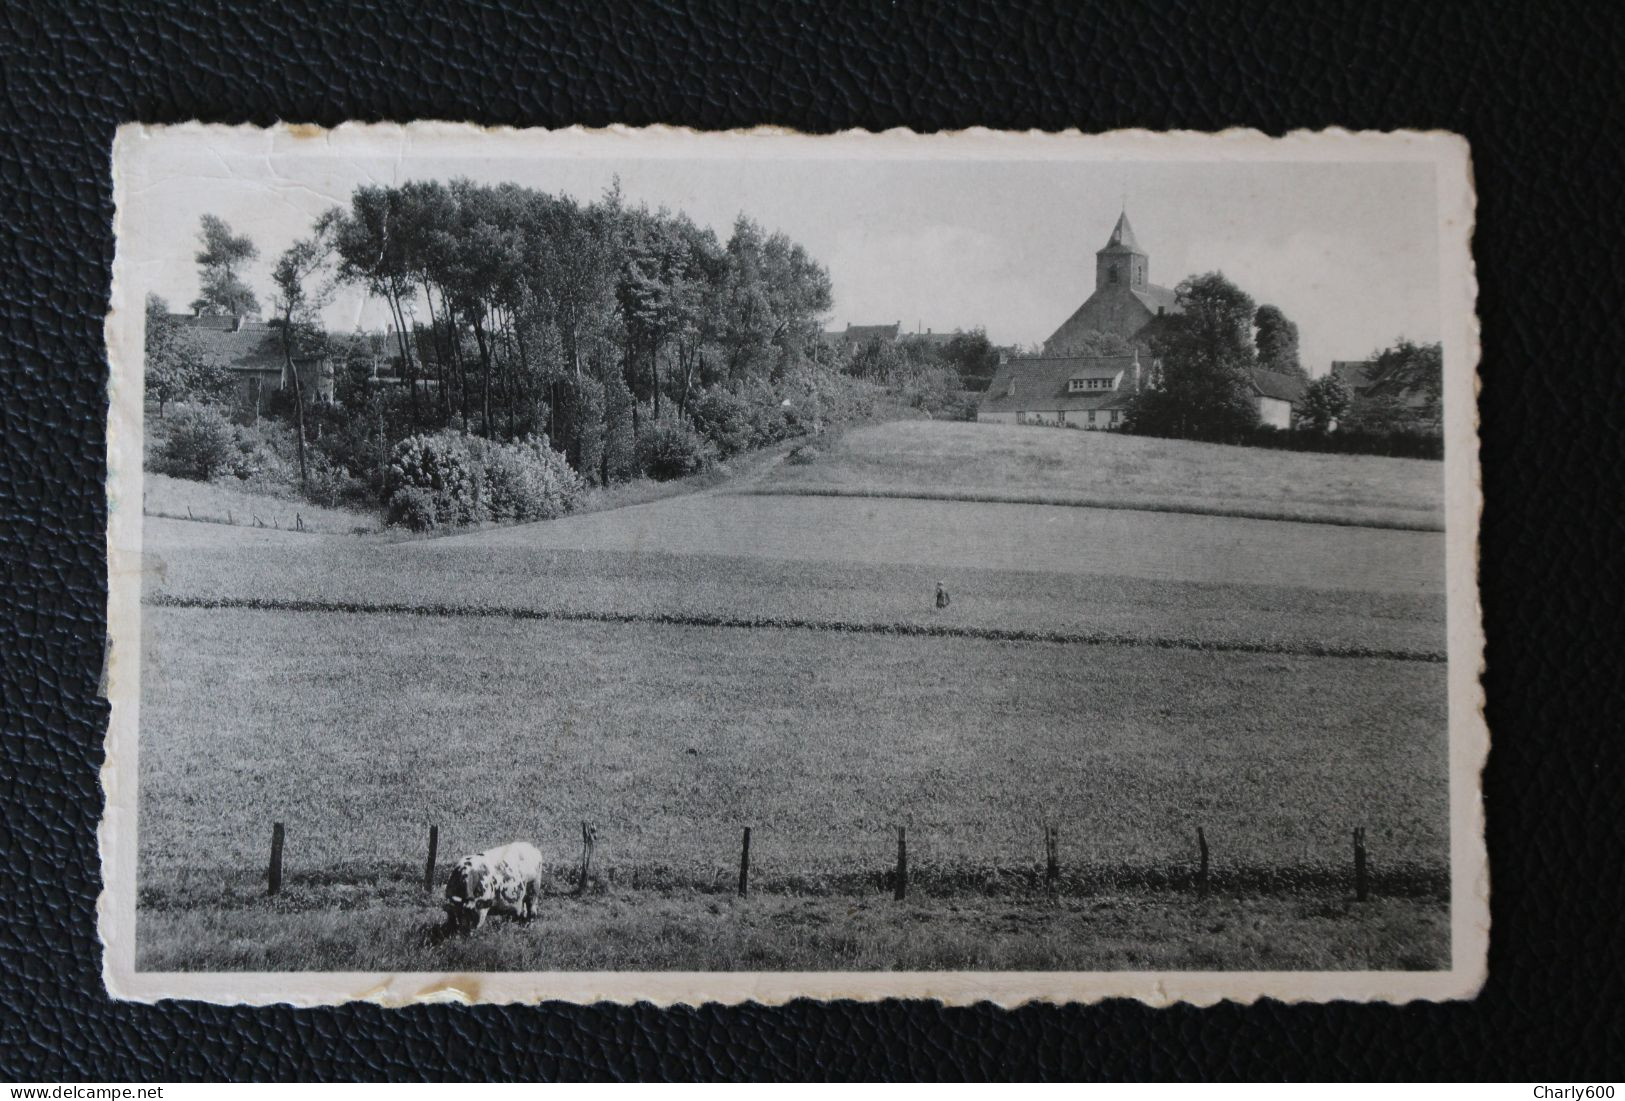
[1088, 410, 1096, 424]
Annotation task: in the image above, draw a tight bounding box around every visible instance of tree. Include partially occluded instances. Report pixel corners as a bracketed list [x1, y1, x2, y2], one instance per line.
[333, 185, 428, 419]
[1253, 304, 1304, 378]
[718, 215, 833, 382]
[1130, 272, 1260, 440]
[1357, 339, 1443, 434]
[190, 214, 260, 316]
[270, 209, 341, 489]
[144, 294, 229, 416]
[1301, 373, 1351, 432]
[939, 330, 1001, 391]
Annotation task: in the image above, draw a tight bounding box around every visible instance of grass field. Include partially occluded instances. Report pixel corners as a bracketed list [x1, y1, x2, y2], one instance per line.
[142, 472, 383, 534]
[135, 420, 1452, 971]
[757, 421, 1444, 530]
[138, 889, 1447, 973]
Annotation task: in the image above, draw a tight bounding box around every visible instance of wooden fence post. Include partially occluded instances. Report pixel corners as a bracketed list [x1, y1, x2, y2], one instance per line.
[1044, 824, 1060, 894]
[1354, 826, 1368, 901]
[1197, 826, 1209, 898]
[423, 824, 439, 892]
[738, 827, 751, 898]
[267, 822, 285, 897]
[575, 822, 596, 896]
[894, 826, 908, 901]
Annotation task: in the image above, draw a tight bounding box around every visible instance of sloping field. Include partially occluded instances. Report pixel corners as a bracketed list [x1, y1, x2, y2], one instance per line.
[145, 533, 1446, 658]
[135, 418, 1451, 970]
[143, 472, 381, 534]
[757, 421, 1444, 530]
[430, 492, 1444, 594]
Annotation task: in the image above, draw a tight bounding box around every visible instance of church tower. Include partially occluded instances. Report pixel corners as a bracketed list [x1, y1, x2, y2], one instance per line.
[1094, 211, 1148, 292]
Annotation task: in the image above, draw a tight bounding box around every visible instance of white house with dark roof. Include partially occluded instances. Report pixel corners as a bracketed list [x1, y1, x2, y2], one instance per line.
[976, 350, 1146, 429]
[1247, 368, 1308, 429]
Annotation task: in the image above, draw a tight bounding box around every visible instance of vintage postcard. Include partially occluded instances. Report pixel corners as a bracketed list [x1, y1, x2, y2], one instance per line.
[102, 123, 1484, 1006]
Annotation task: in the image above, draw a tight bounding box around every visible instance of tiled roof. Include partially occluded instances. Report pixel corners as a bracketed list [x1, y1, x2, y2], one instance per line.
[1330, 358, 1432, 409]
[1248, 368, 1308, 404]
[903, 330, 960, 347]
[843, 323, 901, 344]
[171, 315, 321, 373]
[979, 353, 1142, 414]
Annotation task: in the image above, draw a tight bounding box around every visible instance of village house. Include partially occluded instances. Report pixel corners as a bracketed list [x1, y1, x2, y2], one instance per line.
[1248, 368, 1308, 429]
[172, 312, 334, 414]
[976, 349, 1146, 429]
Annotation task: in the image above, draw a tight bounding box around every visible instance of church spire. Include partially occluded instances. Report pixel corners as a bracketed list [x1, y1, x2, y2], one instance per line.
[1103, 210, 1142, 253]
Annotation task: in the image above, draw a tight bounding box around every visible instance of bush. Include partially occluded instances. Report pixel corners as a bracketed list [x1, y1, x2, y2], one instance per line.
[386, 486, 439, 531]
[302, 451, 367, 507]
[636, 418, 717, 481]
[224, 419, 293, 484]
[384, 430, 584, 529]
[478, 435, 584, 522]
[155, 406, 237, 480]
[689, 387, 756, 458]
[387, 431, 484, 526]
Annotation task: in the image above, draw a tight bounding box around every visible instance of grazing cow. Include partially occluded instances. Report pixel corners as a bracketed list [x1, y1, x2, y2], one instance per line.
[935, 581, 951, 610]
[444, 841, 546, 933]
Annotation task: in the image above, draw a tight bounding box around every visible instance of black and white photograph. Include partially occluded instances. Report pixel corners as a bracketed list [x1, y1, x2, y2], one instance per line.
[101, 124, 1484, 1006]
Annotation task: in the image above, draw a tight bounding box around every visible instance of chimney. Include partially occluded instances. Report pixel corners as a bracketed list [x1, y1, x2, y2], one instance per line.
[1132, 346, 1141, 390]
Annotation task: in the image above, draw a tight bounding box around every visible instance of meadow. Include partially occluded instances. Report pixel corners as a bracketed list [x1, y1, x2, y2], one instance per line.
[757, 421, 1445, 530]
[134, 420, 1452, 971]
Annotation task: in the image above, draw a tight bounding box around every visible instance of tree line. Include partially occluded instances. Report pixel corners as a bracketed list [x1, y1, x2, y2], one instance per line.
[1129, 271, 1442, 446]
[147, 181, 990, 518]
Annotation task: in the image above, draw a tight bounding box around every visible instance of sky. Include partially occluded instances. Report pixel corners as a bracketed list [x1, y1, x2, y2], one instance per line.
[123, 133, 1440, 375]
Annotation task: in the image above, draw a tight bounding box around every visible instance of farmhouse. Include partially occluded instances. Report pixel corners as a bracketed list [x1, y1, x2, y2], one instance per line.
[172, 313, 334, 412]
[1248, 368, 1308, 429]
[977, 349, 1146, 429]
[1043, 211, 1183, 353]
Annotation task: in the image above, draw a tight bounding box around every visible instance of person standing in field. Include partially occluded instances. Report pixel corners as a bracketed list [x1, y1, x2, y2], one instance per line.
[935, 581, 951, 610]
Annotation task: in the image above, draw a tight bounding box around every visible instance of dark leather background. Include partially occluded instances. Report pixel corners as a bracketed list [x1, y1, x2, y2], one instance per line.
[2, 0, 1621, 1081]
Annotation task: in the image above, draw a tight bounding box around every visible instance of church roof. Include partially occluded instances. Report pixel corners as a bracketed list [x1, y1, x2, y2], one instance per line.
[979, 353, 1142, 415]
[1129, 283, 1181, 315]
[1099, 211, 1143, 254]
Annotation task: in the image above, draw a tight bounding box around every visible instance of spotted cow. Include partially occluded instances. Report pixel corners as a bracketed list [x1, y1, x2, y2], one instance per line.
[443, 841, 546, 933]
